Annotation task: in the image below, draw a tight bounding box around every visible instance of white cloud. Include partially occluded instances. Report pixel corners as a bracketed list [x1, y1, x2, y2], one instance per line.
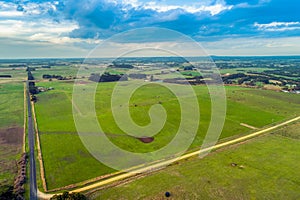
[0, 37, 89, 58]
[255, 22, 300, 28]
[0, 1, 103, 49]
[0, 1, 59, 18]
[87, 40, 209, 58]
[141, 2, 232, 15]
[0, 19, 81, 44]
[203, 37, 300, 56]
[0, 0, 299, 57]
[200, 4, 233, 16]
[0, 11, 24, 17]
[0, 1, 15, 9]
[122, 0, 140, 8]
[0, 19, 76, 35]
[28, 33, 102, 45]
[254, 21, 300, 31]
[0, 2, 23, 17]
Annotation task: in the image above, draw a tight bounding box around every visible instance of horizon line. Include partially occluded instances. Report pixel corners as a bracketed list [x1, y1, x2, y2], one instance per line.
[1, 55, 300, 60]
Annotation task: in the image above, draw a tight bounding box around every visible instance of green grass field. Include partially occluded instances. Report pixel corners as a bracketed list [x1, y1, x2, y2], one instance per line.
[90, 121, 300, 200]
[33, 77, 300, 190]
[0, 83, 24, 128]
[0, 81, 24, 197]
[31, 66, 79, 80]
[219, 67, 271, 74]
[0, 68, 27, 83]
[39, 133, 115, 190]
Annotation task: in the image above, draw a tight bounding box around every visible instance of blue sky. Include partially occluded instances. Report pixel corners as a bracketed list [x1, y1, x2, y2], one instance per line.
[0, 0, 299, 58]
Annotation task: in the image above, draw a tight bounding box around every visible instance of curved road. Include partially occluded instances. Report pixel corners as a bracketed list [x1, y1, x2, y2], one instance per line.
[27, 81, 38, 200]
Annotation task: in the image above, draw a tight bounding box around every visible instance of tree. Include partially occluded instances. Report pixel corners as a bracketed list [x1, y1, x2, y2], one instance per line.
[89, 72, 128, 82]
[150, 75, 154, 82]
[50, 191, 87, 200]
[28, 82, 38, 95]
[27, 71, 34, 81]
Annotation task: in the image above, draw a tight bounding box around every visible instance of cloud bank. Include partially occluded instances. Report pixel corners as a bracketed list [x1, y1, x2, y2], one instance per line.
[0, 0, 299, 57]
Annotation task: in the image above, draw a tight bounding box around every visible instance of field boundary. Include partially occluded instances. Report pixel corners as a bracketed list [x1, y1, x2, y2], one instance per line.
[31, 100, 47, 192]
[23, 82, 26, 153]
[46, 171, 123, 193]
[240, 123, 257, 130]
[37, 115, 300, 199]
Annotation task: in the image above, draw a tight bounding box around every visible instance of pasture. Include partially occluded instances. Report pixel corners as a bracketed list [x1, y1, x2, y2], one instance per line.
[32, 75, 300, 190]
[0, 82, 24, 197]
[0, 83, 25, 128]
[0, 68, 26, 84]
[31, 66, 79, 81]
[91, 121, 300, 200]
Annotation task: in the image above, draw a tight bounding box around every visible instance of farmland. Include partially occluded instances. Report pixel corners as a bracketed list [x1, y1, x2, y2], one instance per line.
[32, 66, 300, 190]
[0, 83, 25, 127]
[1, 0, 300, 198]
[0, 68, 27, 84]
[0, 80, 25, 198]
[90, 120, 300, 200]
[0, 57, 300, 198]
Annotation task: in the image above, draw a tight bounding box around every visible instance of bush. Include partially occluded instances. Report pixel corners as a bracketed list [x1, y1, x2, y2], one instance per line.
[50, 191, 87, 200]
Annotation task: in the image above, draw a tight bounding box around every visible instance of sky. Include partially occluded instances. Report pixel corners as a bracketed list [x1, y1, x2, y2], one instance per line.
[0, 0, 299, 58]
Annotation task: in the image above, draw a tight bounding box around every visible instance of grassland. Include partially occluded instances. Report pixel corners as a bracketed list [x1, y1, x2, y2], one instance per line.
[0, 83, 25, 127]
[31, 66, 79, 81]
[32, 70, 300, 190]
[0, 80, 25, 197]
[0, 68, 27, 83]
[219, 67, 271, 74]
[90, 121, 300, 200]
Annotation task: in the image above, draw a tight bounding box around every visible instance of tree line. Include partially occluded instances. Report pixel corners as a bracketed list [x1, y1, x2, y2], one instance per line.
[89, 72, 128, 82]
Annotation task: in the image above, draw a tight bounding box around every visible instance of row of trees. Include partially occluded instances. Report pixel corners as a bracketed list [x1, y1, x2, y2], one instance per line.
[0, 75, 12, 78]
[27, 70, 39, 95]
[109, 62, 134, 69]
[42, 74, 64, 80]
[27, 70, 34, 81]
[50, 192, 87, 200]
[222, 73, 270, 85]
[89, 72, 128, 82]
